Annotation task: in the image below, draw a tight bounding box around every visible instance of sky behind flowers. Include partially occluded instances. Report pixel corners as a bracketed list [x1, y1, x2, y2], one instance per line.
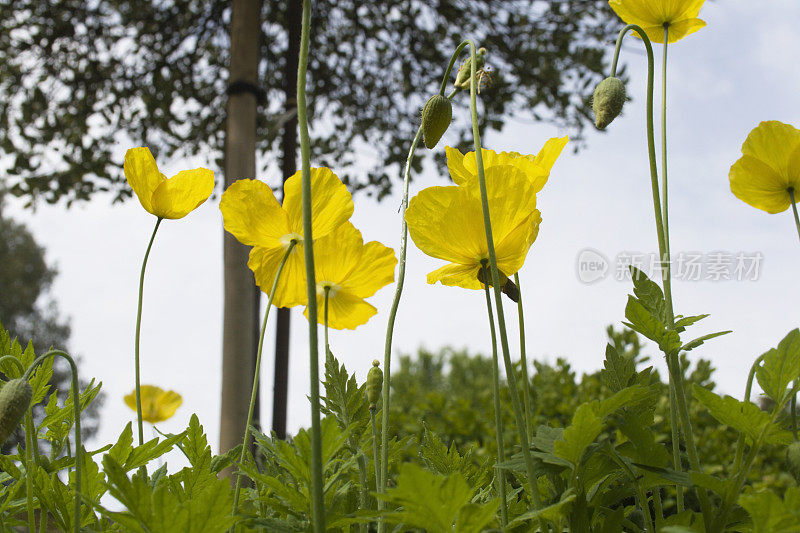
[6, 0, 799, 460]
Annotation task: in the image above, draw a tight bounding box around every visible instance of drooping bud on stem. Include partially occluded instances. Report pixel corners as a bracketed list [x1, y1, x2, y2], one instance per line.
[454, 47, 487, 90]
[477, 267, 520, 303]
[421, 94, 453, 149]
[0, 378, 33, 445]
[366, 360, 383, 410]
[593, 76, 626, 130]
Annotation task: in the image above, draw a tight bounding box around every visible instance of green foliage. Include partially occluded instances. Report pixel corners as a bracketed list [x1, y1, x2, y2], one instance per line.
[738, 487, 800, 533]
[0, 320, 796, 531]
[378, 463, 499, 533]
[756, 329, 800, 408]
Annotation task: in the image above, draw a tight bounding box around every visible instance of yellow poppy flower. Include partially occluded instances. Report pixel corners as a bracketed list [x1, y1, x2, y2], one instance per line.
[609, 0, 706, 44]
[405, 165, 541, 290]
[124, 385, 182, 424]
[124, 147, 215, 219]
[219, 168, 354, 307]
[445, 136, 568, 194]
[303, 222, 397, 330]
[729, 121, 800, 214]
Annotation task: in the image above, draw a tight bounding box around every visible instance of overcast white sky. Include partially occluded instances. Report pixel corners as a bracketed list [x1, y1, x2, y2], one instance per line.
[6, 1, 800, 465]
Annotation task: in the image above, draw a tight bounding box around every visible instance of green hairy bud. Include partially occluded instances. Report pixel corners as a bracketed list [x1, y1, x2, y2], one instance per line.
[593, 76, 626, 130]
[366, 360, 383, 409]
[454, 47, 487, 90]
[0, 378, 33, 445]
[421, 94, 452, 149]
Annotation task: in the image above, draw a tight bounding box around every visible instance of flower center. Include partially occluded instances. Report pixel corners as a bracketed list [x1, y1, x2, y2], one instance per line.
[317, 281, 340, 298]
[280, 233, 303, 249]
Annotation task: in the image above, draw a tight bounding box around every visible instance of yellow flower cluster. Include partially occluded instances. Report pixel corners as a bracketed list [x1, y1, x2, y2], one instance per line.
[124, 148, 396, 330]
[405, 137, 568, 290]
[220, 170, 397, 330]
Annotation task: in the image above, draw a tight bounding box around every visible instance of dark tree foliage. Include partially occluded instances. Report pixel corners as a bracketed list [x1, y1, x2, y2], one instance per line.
[0, 200, 102, 453]
[0, 0, 618, 204]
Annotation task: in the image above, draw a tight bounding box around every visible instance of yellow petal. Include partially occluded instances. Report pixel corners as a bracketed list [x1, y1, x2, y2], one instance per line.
[124, 147, 165, 215]
[495, 210, 542, 275]
[154, 390, 183, 422]
[610, 0, 707, 43]
[426, 262, 483, 290]
[249, 244, 308, 308]
[406, 185, 486, 264]
[282, 167, 354, 239]
[305, 291, 377, 330]
[664, 18, 706, 43]
[730, 155, 792, 214]
[313, 222, 364, 286]
[220, 179, 290, 247]
[150, 168, 215, 219]
[741, 121, 800, 179]
[445, 146, 473, 185]
[341, 241, 396, 299]
[532, 136, 569, 177]
[312, 222, 396, 299]
[480, 165, 539, 241]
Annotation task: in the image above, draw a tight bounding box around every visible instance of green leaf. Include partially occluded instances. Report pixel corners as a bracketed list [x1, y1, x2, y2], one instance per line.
[630, 266, 666, 323]
[507, 489, 576, 527]
[454, 501, 500, 533]
[681, 331, 731, 353]
[693, 385, 790, 445]
[673, 314, 709, 332]
[554, 403, 603, 466]
[595, 384, 655, 418]
[624, 297, 680, 355]
[377, 463, 490, 533]
[739, 487, 800, 533]
[601, 343, 635, 392]
[756, 329, 800, 407]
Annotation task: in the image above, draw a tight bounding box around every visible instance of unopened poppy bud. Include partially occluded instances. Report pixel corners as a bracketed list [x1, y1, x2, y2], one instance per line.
[366, 360, 383, 409]
[476, 268, 520, 303]
[454, 47, 487, 90]
[0, 378, 33, 445]
[593, 76, 626, 130]
[787, 441, 800, 481]
[421, 95, 452, 149]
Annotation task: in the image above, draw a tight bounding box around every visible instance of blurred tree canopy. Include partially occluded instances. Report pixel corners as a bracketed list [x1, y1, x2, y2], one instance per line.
[0, 199, 102, 453]
[0, 0, 619, 204]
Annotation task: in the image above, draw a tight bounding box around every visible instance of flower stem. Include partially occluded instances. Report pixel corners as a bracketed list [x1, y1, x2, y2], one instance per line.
[24, 412, 35, 533]
[789, 188, 800, 243]
[134, 217, 162, 450]
[514, 273, 532, 439]
[324, 286, 330, 356]
[23, 350, 81, 533]
[611, 24, 711, 523]
[231, 241, 296, 520]
[370, 408, 380, 491]
[732, 354, 765, 473]
[465, 39, 540, 509]
[296, 0, 325, 530]
[482, 264, 508, 526]
[377, 43, 464, 531]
